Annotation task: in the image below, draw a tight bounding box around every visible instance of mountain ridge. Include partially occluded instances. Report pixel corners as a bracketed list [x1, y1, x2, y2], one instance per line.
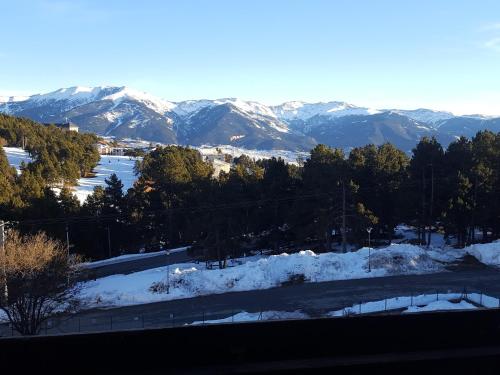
[1, 86, 499, 151]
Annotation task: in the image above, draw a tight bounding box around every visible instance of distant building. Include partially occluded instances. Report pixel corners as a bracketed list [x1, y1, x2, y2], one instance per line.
[43, 122, 79, 132]
[211, 158, 231, 178]
[96, 143, 112, 155]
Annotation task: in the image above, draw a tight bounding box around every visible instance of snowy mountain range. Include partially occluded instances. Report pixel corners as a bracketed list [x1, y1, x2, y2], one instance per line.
[1, 86, 499, 152]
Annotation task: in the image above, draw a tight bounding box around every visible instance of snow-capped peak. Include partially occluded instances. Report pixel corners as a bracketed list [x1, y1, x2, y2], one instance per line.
[172, 98, 278, 119]
[0, 95, 30, 103]
[101, 86, 176, 115]
[389, 108, 455, 125]
[30, 86, 110, 104]
[272, 101, 380, 121]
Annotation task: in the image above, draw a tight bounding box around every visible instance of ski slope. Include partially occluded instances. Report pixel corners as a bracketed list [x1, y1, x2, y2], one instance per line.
[2, 147, 139, 203]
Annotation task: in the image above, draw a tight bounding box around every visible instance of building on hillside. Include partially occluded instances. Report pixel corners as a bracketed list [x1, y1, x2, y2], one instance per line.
[211, 158, 231, 178]
[96, 143, 112, 155]
[43, 122, 79, 132]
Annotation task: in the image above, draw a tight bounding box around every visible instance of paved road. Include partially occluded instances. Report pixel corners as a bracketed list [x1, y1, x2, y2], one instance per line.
[81, 250, 193, 279]
[13, 264, 500, 336]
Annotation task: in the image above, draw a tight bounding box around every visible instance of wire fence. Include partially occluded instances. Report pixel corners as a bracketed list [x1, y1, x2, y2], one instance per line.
[1, 286, 499, 338]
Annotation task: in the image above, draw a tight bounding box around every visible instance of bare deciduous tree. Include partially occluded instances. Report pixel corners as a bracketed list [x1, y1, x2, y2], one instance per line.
[0, 231, 81, 335]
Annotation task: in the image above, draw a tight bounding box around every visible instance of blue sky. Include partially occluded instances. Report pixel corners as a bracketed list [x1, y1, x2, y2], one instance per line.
[1, 0, 500, 115]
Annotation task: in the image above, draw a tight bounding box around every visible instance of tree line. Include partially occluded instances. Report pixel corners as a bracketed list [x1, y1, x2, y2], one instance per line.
[1, 114, 500, 264]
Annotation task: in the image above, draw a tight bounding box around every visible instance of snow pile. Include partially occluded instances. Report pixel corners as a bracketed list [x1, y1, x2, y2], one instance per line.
[465, 241, 500, 267]
[190, 310, 308, 325]
[81, 245, 446, 308]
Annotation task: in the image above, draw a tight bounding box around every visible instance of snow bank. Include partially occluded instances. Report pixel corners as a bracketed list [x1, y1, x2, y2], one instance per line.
[465, 241, 500, 267]
[81, 244, 445, 308]
[190, 310, 308, 325]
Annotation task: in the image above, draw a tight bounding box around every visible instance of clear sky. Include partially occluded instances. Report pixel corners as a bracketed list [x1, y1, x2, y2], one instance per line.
[1, 0, 500, 115]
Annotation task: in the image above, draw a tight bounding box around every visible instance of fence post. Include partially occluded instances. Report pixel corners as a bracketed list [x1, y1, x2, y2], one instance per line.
[436, 290, 439, 301]
[384, 299, 387, 311]
[359, 302, 362, 314]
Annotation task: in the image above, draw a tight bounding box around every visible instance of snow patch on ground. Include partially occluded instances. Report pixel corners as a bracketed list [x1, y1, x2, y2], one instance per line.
[404, 300, 476, 313]
[190, 310, 308, 325]
[328, 292, 494, 317]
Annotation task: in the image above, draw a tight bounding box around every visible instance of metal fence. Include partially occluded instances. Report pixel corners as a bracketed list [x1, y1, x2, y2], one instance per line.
[1, 286, 499, 338]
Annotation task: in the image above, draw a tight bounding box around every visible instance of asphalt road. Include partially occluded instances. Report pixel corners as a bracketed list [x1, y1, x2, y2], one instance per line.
[81, 249, 193, 279]
[15, 263, 500, 337]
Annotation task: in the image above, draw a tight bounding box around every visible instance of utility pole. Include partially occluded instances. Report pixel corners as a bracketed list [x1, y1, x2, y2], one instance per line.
[65, 223, 70, 259]
[427, 164, 434, 248]
[421, 168, 426, 246]
[166, 249, 170, 294]
[367, 227, 373, 272]
[341, 180, 347, 253]
[0, 220, 7, 302]
[107, 226, 112, 258]
[471, 174, 478, 244]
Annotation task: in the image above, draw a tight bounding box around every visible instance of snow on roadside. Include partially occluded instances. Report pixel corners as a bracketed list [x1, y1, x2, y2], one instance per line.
[465, 241, 500, 267]
[80, 244, 446, 308]
[190, 310, 308, 325]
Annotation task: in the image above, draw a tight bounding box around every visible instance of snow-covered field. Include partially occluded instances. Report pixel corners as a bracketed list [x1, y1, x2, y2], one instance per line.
[71, 155, 139, 203]
[2, 147, 139, 203]
[196, 144, 308, 165]
[80, 244, 447, 308]
[2, 146, 31, 174]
